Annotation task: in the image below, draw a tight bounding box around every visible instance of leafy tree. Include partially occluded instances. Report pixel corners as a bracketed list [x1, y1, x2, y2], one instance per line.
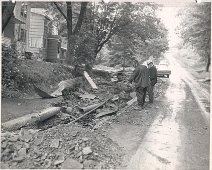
[31, 2, 168, 69]
[106, 3, 169, 67]
[176, 3, 211, 71]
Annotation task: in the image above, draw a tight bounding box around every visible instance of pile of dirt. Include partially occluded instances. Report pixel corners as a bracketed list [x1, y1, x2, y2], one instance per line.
[2, 59, 73, 98]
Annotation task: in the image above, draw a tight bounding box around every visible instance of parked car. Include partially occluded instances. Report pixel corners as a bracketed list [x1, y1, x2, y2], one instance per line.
[156, 61, 171, 78]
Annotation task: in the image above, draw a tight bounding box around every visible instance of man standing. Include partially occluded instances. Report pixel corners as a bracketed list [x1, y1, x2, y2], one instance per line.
[129, 60, 150, 108]
[147, 60, 157, 103]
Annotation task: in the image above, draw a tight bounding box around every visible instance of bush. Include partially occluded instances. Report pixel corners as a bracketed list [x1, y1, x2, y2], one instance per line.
[2, 44, 19, 90]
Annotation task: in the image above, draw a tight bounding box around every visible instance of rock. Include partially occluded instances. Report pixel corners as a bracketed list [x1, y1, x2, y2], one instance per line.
[7, 143, 15, 153]
[1, 141, 8, 149]
[24, 143, 30, 150]
[69, 145, 75, 152]
[75, 144, 79, 151]
[61, 158, 83, 169]
[19, 129, 33, 142]
[82, 137, 89, 142]
[41, 153, 48, 160]
[28, 129, 40, 134]
[34, 135, 44, 146]
[48, 153, 55, 158]
[76, 151, 82, 158]
[54, 154, 65, 165]
[44, 159, 52, 168]
[18, 148, 27, 158]
[60, 113, 70, 120]
[79, 156, 83, 163]
[50, 139, 60, 148]
[82, 147, 92, 155]
[93, 152, 99, 156]
[83, 160, 95, 169]
[112, 95, 119, 101]
[8, 134, 19, 142]
[1, 137, 6, 142]
[13, 156, 24, 162]
[2, 148, 11, 155]
[66, 107, 73, 114]
[1, 132, 12, 138]
[81, 143, 86, 148]
[15, 141, 23, 150]
[71, 131, 78, 137]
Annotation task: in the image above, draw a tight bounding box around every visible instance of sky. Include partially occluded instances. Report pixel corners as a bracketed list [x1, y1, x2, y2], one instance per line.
[157, 6, 181, 48]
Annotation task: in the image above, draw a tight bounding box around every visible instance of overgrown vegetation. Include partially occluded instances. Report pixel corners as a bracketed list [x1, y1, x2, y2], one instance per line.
[2, 44, 19, 92]
[176, 3, 211, 72]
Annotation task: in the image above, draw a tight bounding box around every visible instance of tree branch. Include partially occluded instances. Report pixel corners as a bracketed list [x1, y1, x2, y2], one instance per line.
[66, 2, 72, 34]
[53, 2, 70, 26]
[73, 2, 88, 35]
[95, 8, 119, 53]
[2, 1, 16, 33]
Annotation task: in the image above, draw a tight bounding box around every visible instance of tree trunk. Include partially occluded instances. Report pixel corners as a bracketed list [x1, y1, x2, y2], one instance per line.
[206, 54, 210, 72]
[66, 2, 88, 66]
[2, 2, 16, 33]
[66, 2, 73, 65]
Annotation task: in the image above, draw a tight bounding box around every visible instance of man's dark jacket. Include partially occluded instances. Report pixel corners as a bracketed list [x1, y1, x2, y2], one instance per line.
[129, 65, 150, 88]
[149, 65, 157, 86]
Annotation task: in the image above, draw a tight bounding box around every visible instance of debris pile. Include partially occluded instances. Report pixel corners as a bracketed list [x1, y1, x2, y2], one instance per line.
[1, 125, 124, 169]
[1, 65, 169, 169]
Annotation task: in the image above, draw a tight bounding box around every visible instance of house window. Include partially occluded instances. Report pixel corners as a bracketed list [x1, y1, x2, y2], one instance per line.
[29, 37, 42, 48]
[20, 3, 27, 18]
[19, 28, 26, 42]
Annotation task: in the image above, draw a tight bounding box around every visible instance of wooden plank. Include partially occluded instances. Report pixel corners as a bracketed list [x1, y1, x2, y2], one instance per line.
[127, 97, 137, 106]
[83, 71, 98, 89]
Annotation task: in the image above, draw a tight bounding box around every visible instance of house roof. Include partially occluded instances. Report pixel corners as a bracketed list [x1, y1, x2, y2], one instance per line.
[31, 8, 53, 20]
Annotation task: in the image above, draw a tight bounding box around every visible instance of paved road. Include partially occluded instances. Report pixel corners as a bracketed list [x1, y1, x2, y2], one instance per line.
[127, 54, 209, 170]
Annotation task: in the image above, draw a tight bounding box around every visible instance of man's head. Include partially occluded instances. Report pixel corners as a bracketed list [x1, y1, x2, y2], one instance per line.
[147, 60, 153, 68]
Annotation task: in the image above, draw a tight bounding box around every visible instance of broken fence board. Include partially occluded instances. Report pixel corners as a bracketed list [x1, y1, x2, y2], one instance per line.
[127, 97, 137, 106]
[84, 71, 98, 89]
[95, 109, 117, 118]
[79, 94, 96, 100]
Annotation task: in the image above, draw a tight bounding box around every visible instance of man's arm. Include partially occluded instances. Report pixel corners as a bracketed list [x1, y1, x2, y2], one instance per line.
[129, 67, 138, 83]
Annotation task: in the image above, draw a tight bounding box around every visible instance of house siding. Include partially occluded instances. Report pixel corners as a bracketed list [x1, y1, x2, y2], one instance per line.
[3, 2, 31, 52]
[29, 12, 51, 59]
[29, 12, 44, 59]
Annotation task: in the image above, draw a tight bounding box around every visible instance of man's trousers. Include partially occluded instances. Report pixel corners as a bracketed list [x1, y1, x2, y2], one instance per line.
[135, 86, 148, 106]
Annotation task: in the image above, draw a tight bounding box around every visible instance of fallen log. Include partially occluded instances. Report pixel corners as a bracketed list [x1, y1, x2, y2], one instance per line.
[2, 107, 61, 131]
[69, 96, 113, 124]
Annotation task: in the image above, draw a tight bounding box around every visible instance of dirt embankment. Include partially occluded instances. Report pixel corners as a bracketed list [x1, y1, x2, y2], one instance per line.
[2, 59, 74, 98]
